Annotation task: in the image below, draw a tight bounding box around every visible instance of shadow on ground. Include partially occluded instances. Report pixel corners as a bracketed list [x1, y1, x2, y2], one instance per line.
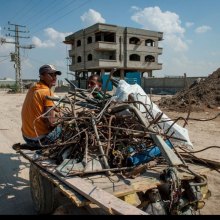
[0, 151, 36, 215]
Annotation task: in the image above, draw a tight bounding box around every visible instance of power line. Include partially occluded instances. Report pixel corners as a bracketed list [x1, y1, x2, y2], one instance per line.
[23, 0, 61, 26]
[0, 57, 10, 63]
[31, 0, 92, 35]
[1, 22, 35, 92]
[0, 55, 10, 58]
[22, 55, 67, 73]
[17, 0, 43, 24]
[30, 0, 78, 33]
[9, 0, 33, 23]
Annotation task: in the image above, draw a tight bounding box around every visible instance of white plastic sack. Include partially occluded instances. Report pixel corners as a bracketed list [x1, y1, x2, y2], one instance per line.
[113, 80, 193, 149]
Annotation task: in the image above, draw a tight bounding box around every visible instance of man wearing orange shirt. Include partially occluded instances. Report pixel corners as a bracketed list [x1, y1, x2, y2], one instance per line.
[21, 64, 62, 147]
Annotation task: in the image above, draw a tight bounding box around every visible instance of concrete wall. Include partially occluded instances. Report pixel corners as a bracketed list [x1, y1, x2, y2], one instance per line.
[0, 80, 15, 86]
[55, 76, 207, 95]
[142, 76, 207, 94]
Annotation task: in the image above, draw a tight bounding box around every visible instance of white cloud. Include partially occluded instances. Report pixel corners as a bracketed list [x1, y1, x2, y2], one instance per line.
[0, 28, 71, 79]
[195, 25, 212, 34]
[32, 36, 55, 48]
[131, 6, 188, 52]
[32, 28, 71, 48]
[185, 22, 194, 28]
[210, 51, 220, 56]
[44, 28, 71, 41]
[165, 35, 188, 52]
[131, 6, 140, 11]
[0, 35, 15, 56]
[159, 51, 219, 77]
[81, 9, 106, 27]
[131, 6, 185, 35]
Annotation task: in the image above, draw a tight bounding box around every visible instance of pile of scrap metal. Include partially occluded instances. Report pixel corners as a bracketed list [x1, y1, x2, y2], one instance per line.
[33, 77, 210, 215]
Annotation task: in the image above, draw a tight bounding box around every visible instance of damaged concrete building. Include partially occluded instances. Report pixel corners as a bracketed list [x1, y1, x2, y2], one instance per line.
[64, 23, 163, 81]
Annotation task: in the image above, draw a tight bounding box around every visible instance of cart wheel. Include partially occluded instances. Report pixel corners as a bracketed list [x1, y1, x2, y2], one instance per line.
[29, 163, 55, 214]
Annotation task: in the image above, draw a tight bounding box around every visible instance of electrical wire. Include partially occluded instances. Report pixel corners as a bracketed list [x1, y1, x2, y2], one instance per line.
[0, 57, 10, 63]
[31, 0, 92, 35]
[187, 113, 220, 121]
[180, 145, 220, 154]
[30, 0, 78, 34]
[179, 146, 220, 174]
[0, 55, 10, 57]
[9, 0, 33, 22]
[23, 0, 61, 26]
[16, 0, 41, 24]
[20, 55, 67, 74]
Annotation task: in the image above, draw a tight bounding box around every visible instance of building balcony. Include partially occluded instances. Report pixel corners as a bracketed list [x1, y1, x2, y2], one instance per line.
[68, 50, 75, 57]
[69, 59, 121, 71]
[158, 47, 163, 55]
[126, 61, 162, 70]
[69, 59, 162, 72]
[127, 45, 163, 54]
[93, 41, 117, 51]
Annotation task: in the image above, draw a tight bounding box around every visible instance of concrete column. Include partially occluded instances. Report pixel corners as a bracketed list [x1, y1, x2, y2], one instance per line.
[101, 33, 104, 41]
[120, 69, 125, 79]
[184, 73, 188, 88]
[148, 71, 153, 77]
[101, 68, 105, 77]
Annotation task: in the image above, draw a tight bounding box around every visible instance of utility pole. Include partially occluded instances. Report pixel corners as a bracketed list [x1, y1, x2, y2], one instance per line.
[0, 22, 34, 92]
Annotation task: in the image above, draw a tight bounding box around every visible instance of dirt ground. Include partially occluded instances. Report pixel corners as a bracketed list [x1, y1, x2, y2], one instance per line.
[0, 91, 220, 215]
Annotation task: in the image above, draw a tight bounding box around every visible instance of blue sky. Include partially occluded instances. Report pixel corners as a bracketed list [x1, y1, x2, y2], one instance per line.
[0, 0, 220, 80]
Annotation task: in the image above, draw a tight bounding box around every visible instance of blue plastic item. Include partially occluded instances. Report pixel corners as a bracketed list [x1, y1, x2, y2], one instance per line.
[127, 140, 173, 166]
[126, 72, 141, 85]
[101, 74, 113, 91]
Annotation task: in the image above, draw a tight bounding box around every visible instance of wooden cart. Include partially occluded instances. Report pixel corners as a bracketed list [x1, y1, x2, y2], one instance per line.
[17, 149, 212, 215]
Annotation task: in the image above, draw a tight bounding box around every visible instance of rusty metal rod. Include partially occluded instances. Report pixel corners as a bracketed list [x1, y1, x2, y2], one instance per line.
[91, 117, 110, 169]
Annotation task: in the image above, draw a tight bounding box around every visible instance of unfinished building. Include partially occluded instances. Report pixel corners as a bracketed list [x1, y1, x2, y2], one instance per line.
[64, 23, 163, 80]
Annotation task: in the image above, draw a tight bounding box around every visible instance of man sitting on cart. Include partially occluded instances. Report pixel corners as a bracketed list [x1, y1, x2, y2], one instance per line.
[21, 64, 62, 148]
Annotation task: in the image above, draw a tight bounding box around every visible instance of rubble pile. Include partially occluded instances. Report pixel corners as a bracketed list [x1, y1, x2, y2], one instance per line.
[159, 68, 220, 112]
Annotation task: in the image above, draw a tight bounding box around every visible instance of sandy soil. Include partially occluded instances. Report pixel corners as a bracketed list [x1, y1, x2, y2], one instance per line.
[0, 91, 219, 215]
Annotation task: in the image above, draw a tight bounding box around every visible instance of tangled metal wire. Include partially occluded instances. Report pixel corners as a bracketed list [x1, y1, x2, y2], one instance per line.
[33, 83, 190, 175]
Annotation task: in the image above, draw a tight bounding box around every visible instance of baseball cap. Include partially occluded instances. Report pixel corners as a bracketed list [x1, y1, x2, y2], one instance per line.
[39, 64, 62, 75]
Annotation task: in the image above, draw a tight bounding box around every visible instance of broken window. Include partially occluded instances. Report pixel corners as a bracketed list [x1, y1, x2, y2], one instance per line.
[130, 54, 140, 61]
[87, 37, 92, 44]
[77, 40, 81, 47]
[95, 32, 116, 42]
[98, 51, 116, 60]
[129, 37, 141, 45]
[95, 32, 102, 42]
[88, 54, 93, 61]
[77, 56, 82, 63]
[145, 39, 155, 47]
[145, 55, 155, 62]
[104, 32, 115, 42]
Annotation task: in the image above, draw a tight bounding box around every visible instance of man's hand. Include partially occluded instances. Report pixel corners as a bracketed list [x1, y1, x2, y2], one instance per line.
[44, 106, 58, 128]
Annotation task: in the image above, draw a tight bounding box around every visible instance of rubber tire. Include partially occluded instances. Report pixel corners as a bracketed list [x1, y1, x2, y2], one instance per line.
[29, 163, 55, 214]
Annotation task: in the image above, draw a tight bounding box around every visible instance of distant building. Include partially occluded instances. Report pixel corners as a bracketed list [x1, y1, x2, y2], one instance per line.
[0, 78, 16, 87]
[64, 23, 163, 80]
